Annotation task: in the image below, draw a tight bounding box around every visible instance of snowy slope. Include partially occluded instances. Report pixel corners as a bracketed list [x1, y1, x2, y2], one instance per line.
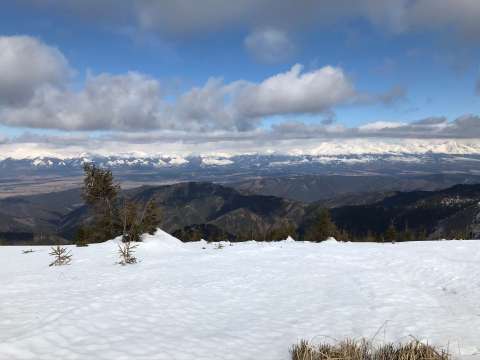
[1, 231, 480, 359]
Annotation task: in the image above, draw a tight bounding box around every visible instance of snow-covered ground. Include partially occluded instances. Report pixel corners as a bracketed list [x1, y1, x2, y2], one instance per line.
[1, 231, 480, 360]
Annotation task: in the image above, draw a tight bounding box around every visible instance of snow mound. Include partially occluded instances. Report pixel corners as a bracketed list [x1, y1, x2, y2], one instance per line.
[140, 228, 186, 253]
[322, 237, 338, 244]
[93, 229, 186, 255]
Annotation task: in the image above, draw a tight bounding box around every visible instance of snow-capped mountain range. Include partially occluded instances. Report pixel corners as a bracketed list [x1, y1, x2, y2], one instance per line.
[2, 139, 480, 162]
[1, 151, 480, 183]
[2, 139, 480, 163]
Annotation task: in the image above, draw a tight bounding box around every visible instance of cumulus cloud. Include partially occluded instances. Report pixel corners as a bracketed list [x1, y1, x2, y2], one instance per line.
[0, 64, 360, 131]
[0, 36, 70, 106]
[173, 78, 240, 131]
[0, 37, 400, 132]
[171, 64, 373, 131]
[244, 28, 295, 63]
[233, 64, 357, 118]
[1, 72, 163, 130]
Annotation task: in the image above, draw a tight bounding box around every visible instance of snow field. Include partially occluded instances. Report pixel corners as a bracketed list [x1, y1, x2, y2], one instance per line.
[1, 231, 480, 359]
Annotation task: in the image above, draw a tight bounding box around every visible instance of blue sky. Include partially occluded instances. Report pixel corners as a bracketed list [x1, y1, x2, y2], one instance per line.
[0, 1, 479, 157]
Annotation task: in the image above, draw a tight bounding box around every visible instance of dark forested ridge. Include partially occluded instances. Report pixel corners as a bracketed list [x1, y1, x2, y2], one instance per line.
[1, 181, 480, 245]
[232, 173, 480, 203]
[328, 184, 480, 240]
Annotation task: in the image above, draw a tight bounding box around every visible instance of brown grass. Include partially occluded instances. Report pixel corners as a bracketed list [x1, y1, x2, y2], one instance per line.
[291, 338, 450, 360]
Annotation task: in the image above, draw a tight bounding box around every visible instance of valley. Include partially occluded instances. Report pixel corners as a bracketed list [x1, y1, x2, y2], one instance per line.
[2, 177, 480, 245]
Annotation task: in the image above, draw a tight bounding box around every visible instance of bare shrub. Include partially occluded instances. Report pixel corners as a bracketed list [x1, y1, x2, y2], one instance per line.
[49, 245, 72, 266]
[291, 338, 450, 360]
[120, 198, 160, 243]
[118, 241, 138, 265]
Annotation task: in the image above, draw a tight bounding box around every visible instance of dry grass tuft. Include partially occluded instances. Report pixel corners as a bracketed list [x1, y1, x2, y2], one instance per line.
[291, 338, 450, 360]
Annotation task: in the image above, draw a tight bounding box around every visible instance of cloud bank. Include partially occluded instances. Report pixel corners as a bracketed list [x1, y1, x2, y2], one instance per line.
[0, 36, 400, 132]
[18, 0, 480, 39]
[0, 115, 479, 159]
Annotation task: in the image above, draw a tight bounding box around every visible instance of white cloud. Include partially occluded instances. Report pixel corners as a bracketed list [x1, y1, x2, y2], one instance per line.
[0, 64, 390, 132]
[0, 36, 70, 106]
[1, 63, 359, 131]
[171, 64, 367, 131]
[1, 36, 398, 132]
[269, 116, 480, 139]
[359, 121, 407, 131]
[244, 28, 295, 64]
[233, 64, 357, 118]
[1, 72, 163, 130]
[173, 78, 239, 131]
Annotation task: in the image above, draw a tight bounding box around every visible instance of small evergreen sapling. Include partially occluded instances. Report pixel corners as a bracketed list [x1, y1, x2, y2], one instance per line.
[118, 241, 138, 265]
[49, 245, 72, 266]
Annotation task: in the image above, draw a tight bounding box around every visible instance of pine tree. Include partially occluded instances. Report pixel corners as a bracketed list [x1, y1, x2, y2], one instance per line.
[416, 228, 428, 241]
[74, 226, 89, 247]
[120, 200, 140, 242]
[82, 163, 121, 242]
[402, 222, 414, 242]
[141, 199, 161, 235]
[336, 229, 351, 242]
[80, 163, 161, 245]
[120, 198, 161, 242]
[304, 209, 338, 242]
[365, 230, 376, 242]
[266, 223, 297, 241]
[385, 222, 397, 243]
